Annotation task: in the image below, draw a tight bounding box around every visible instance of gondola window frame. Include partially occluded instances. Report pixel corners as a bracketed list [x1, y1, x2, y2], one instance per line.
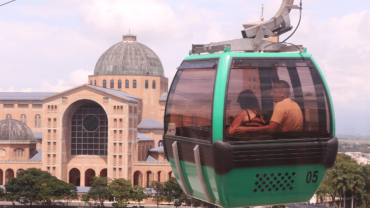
[164, 58, 220, 144]
[223, 57, 333, 144]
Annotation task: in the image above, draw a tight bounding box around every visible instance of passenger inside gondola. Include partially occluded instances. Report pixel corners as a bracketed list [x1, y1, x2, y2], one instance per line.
[235, 80, 303, 134]
[225, 89, 266, 134]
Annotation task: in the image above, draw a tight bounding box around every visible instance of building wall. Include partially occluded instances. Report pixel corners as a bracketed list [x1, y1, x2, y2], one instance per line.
[41, 86, 138, 185]
[0, 79, 172, 188]
[88, 75, 168, 122]
[0, 100, 43, 132]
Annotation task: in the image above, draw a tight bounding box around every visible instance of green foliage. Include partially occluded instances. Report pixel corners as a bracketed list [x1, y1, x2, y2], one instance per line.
[0, 187, 3, 197]
[272, 205, 286, 208]
[315, 153, 370, 207]
[36, 176, 77, 205]
[109, 178, 132, 208]
[163, 177, 186, 204]
[4, 168, 77, 206]
[83, 176, 110, 207]
[131, 185, 147, 206]
[150, 181, 165, 208]
[5, 168, 52, 206]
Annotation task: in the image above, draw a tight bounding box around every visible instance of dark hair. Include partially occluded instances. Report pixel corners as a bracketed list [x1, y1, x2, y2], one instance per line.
[273, 80, 291, 96]
[237, 89, 261, 113]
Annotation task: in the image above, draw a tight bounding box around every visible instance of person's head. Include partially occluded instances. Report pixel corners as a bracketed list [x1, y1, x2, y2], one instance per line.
[237, 89, 260, 112]
[271, 80, 291, 102]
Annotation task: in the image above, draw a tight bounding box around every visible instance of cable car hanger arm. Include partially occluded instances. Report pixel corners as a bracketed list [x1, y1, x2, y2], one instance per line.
[191, 0, 303, 54]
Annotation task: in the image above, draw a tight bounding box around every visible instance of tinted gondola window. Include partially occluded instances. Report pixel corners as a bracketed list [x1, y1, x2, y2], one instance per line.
[225, 59, 331, 142]
[165, 60, 217, 142]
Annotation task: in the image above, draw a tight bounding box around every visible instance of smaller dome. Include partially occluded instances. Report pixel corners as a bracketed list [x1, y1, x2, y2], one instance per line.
[0, 119, 35, 141]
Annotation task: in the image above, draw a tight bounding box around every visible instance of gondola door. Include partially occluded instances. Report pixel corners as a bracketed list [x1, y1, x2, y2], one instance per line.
[164, 59, 219, 203]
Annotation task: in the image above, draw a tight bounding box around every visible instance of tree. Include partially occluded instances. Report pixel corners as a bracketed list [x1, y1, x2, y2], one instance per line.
[36, 176, 77, 206]
[163, 177, 186, 204]
[5, 168, 53, 207]
[131, 185, 147, 206]
[109, 178, 132, 208]
[150, 181, 165, 208]
[84, 176, 110, 207]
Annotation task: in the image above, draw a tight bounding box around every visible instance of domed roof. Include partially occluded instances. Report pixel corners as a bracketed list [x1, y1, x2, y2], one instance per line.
[0, 119, 35, 141]
[94, 34, 165, 76]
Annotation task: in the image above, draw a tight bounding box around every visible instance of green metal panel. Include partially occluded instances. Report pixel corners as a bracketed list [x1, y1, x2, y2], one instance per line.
[169, 158, 219, 203]
[216, 164, 326, 207]
[169, 157, 326, 207]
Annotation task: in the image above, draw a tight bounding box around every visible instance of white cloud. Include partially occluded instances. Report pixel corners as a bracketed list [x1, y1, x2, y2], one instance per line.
[0, 69, 92, 92]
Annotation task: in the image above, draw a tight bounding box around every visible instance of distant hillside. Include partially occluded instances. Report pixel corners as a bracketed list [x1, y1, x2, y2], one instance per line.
[337, 134, 370, 140]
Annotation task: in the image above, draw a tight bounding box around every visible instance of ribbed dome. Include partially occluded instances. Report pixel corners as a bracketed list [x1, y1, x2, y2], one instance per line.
[0, 119, 34, 141]
[94, 35, 164, 76]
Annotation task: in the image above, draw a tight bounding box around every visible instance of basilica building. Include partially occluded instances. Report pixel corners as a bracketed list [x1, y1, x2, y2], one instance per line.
[0, 34, 172, 188]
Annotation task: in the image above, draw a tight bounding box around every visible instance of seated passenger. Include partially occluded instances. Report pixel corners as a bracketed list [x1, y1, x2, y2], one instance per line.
[226, 89, 265, 134]
[236, 80, 303, 134]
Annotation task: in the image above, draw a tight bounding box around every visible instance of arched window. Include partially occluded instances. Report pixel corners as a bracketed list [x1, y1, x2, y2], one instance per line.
[0, 149, 5, 156]
[152, 80, 156, 89]
[125, 80, 129, 88]
[145, 80, 148, 89]
[48, 118, 51, 128]
[20, 114, 26, 124]
[118, 80, 122, 89]
[110, 80, 114, 88]
[35, 114, 41, 128]
[53, 118, 57, 128]
[13, 149, 24, 157]
[90, 80, 92, 85]
[94, 80, 96, 86]
[103, 80, 107, 88]
[158, 140, 163, 147]
[6, 114, 11, 119]
[133, 80, 137, 88]
[114, 119, 117, 128]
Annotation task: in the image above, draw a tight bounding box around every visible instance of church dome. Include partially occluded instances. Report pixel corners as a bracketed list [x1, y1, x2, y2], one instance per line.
[94, 34, 165, 76]
[0, 119, 35, 141]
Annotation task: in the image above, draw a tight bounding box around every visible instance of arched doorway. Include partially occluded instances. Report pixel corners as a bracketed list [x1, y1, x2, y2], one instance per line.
[146, 171, 152, 187]
[133, 171, 143, 186]
[85, 169, 96, 186]
[5, 169, 14, 183]
[17, 169, 24, 176]
[168, 171, 173, 179]
[69, 168, 80, 186]
[100, 169, 107, 177]
[0, 169, 3, 185]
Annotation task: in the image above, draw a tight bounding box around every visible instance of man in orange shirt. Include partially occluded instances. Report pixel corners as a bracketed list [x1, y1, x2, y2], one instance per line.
[236, 80, 303, 134]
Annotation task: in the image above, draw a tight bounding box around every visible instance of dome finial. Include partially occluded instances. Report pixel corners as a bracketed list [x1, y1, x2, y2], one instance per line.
[261, 4, 264, 21]
[123, 33, 136, 42]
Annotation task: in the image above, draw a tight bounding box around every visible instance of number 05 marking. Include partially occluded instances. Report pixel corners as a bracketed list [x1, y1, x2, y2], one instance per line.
[306, 171, 318, 183]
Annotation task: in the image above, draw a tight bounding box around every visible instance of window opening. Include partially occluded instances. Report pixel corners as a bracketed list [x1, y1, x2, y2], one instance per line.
[133, 80, 137, 88]
[145, 80, 148, 89]
[118, 80, 122, 89]
[165, 60, 218, 142]
[224, 59, 331, 142]
[125, 80, 129, 88]
[103, 80, 107, 88]
[70, 103, 108, 155]
[110, 80, 114, 88]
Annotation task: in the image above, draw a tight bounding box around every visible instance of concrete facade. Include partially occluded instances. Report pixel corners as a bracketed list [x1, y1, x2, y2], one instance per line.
[0, 34, 172, 188]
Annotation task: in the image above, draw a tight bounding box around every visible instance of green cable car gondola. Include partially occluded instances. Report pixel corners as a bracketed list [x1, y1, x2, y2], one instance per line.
[163, 1, 338, 207]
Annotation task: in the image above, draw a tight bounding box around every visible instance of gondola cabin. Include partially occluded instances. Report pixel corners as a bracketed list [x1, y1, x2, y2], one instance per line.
[163, 49, 338, 207]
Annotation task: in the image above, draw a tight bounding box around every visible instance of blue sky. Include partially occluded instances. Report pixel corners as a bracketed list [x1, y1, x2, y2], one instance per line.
[0, 0, 369, 135]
